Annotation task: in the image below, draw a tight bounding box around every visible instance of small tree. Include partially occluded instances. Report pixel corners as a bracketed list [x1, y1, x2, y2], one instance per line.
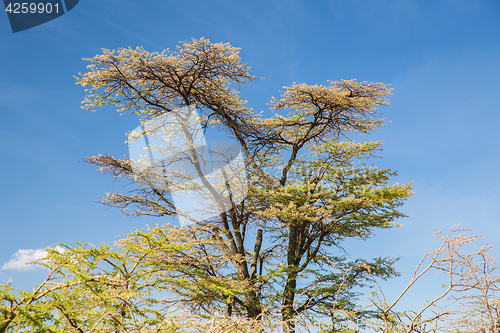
[0, 227, 273, 332]
[355, 225, 500, 333]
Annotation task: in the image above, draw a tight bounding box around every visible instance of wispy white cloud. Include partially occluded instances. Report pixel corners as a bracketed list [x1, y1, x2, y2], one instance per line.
[1, 246, 65, 271]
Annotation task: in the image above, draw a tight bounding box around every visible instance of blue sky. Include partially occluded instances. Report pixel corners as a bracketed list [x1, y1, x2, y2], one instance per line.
[1, 0, 499, 318]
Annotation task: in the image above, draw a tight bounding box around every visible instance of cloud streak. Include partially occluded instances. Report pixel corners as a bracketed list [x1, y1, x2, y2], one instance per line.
[1, 246, 64, 271]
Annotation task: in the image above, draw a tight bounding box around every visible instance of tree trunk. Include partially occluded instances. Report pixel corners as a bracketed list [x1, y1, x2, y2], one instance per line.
[282, 271, 298, 333]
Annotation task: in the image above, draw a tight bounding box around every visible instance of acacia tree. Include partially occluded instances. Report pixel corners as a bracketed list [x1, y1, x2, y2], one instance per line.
[74, 37, 412, 332]
[335, 226, 500, 333]
[4, 228, 500, 333]
[0, 37, 412, 333]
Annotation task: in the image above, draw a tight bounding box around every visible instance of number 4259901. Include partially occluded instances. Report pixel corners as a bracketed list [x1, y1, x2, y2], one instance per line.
[5, 2, 60, 14]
